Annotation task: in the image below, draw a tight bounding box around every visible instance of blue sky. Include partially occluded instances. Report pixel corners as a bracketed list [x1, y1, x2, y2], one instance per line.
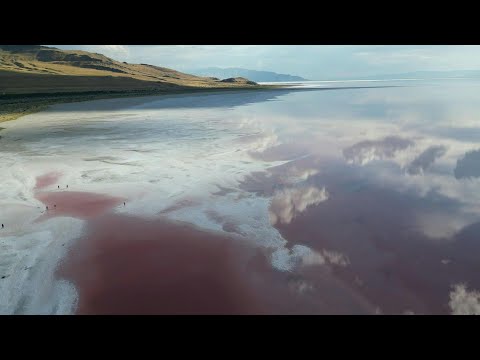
[52, 45, 480, 80]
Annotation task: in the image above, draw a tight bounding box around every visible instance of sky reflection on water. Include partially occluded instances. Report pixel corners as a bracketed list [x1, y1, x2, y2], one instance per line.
[2, 79, 480, 314]
[239, 79, 480, 314]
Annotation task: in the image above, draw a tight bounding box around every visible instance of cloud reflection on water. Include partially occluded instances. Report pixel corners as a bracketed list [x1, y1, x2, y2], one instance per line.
[269, 186, 328, 225]
[4, 80, 480, 314]
[449, 284, 480, 315]
[406, 145, 447, 175]
[343, 136, 414, 166]
[454, 149, 480, 179]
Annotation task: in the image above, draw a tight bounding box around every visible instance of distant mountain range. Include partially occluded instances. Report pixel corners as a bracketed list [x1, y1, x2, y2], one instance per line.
[191, 67, 307, 82]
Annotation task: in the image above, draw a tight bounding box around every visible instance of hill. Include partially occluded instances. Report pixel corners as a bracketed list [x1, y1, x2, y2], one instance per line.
[191, 67, 307, 82]
[0, 45, 261, 94]
[220, 77, 257, 85]
[0, 45, 265, 122]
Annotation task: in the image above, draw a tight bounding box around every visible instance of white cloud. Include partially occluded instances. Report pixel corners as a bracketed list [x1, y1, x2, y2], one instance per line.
[284, 166, 319, 183]
[283, 244, 349, 269]
[356, 47, 436, 66]
[269, 186, 328, 225]
[415, 212, 471, 240]
[322, 250, 350, 266]
[300, 248, 349, 267]
[449, 283, 480, 315]
[50, 45, 480, 80]
[246, 132, 279, 154]
[343, 136, 414, 166]
[300, 248, 326, 266]
[354, 46, 480, 73]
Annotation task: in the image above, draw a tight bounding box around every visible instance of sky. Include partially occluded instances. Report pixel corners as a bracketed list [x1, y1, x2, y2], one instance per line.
[51, 45, 480, 80]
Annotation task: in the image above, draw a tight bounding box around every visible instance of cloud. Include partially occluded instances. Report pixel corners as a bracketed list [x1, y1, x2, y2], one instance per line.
[300, 248, 326, 266]
[406, 145, 447, 175]
[322, 250, 350, 266]
[245, 133, 279, 154]
[454, 149, 480, 179]
[50, 45, 480, 80]
[449, 283, 480, 315]
[284, 166, 319, 184]
[300, 248, 349, 267]
[269, 186, 328, 225]
[355, 47, 436, 66]
[353, 46, 480, 74]
[343, 136, 414, 165]
[283, 244, 349, 269]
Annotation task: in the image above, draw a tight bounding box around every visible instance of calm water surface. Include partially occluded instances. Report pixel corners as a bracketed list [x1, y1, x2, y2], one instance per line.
[2, 79, 480, 314]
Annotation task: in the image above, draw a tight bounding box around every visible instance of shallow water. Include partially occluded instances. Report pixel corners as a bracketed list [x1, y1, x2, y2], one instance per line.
[1, 80, 480, 314]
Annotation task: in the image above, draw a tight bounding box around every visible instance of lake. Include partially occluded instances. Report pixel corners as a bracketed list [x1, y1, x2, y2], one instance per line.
[1, 79, 480, 314]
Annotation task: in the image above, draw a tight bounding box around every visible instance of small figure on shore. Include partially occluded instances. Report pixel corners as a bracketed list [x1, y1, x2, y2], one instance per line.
[58, 185, 60, 189]
[54, 204, 56, 208]
[124, 202, 126, 206]
[1, 224, 4, 229]
[46, 206, 49, 211]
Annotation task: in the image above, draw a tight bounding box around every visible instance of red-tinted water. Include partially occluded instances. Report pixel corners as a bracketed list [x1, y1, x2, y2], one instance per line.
[35, 172, 62, 190]
[35, 191, 125, 221]
[56, 213, 374, 315]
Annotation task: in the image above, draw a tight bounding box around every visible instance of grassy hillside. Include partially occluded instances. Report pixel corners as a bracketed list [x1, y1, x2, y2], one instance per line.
[0, 45, 268, 122]
[0, 45, 261, 92]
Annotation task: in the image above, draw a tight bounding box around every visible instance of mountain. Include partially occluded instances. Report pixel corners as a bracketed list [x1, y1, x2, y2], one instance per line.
[0, 45, 266, 123]
[0, 45, 259, 95]
[191, 67, 307, 82]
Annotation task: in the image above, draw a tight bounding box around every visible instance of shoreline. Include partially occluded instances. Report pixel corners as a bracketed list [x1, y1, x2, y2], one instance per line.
[0, 85, 283, 124]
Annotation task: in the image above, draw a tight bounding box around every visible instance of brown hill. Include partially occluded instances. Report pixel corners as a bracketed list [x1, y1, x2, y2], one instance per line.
[0, 45, 267, 122]
[0, 45, 258, 95]
[220, 77, 257, 85]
